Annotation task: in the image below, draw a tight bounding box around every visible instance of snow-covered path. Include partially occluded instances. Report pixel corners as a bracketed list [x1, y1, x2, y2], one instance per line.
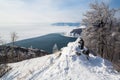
[1, 39, 120, 80]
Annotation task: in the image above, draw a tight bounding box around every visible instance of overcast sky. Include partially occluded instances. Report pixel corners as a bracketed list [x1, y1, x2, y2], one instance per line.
[0, 0, 120, 24]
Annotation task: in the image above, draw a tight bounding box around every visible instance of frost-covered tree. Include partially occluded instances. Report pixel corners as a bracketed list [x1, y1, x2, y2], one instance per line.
[10, 32, 18, 60]
[81, 1, 120, 71]
[52, 44, 58, 53]
[0, 36, 7, 63]
[10, 32, 18, 47]
[82, 1, 118, 28]
[82, 1, 119, 56]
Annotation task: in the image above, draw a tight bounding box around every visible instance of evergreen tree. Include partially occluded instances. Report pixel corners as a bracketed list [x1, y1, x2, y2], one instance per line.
[52, 44, 58, 53]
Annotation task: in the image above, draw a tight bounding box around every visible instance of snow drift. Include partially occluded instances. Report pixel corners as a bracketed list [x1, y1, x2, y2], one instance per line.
[1, 38, 120, 80]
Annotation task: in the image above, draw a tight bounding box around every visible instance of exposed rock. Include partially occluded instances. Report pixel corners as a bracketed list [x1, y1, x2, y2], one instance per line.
[70, 28, 82, 36]
[0, 64, 11, 77]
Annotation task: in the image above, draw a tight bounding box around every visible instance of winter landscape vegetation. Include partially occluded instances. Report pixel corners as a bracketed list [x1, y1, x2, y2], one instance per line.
[0, 0, 120, 80]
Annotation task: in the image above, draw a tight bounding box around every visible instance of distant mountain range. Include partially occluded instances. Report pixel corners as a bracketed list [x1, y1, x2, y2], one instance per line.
[52, 22, 80, 27]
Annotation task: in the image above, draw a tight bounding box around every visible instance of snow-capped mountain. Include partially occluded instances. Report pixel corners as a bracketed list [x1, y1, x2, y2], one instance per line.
[1, 38, 120, 80]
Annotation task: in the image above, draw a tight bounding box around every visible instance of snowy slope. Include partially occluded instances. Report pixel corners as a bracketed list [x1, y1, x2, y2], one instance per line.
[1, 38, 120, 80]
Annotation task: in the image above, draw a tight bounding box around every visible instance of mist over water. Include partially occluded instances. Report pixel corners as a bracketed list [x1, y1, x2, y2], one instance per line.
[0, 23, 74, 43]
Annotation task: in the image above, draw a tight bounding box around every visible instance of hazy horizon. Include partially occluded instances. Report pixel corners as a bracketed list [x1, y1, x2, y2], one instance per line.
[0, 23, 75, 43]
[0, 0, 120, 43]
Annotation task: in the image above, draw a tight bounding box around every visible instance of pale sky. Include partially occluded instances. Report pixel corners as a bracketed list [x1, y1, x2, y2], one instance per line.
[0, 0, 119, 24]
[0, 0, 84, 24]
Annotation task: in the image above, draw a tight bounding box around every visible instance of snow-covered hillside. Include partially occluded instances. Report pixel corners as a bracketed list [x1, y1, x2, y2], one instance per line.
[1, 38, 120, 80]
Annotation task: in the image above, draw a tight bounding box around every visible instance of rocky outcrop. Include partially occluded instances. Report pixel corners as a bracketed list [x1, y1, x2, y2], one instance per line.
[70, 28, 82, 37]
[68, 26, 86, 38]
[0, 64, 11, 77]
[0, 46, 49, 64]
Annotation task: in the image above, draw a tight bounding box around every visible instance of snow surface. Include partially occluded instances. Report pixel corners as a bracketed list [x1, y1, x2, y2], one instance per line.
[78, 25, 86, 29]
[1, 38, 120, 80]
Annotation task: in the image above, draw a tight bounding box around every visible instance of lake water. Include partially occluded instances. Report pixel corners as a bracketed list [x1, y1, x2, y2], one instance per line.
[14, 33, 77, 53]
